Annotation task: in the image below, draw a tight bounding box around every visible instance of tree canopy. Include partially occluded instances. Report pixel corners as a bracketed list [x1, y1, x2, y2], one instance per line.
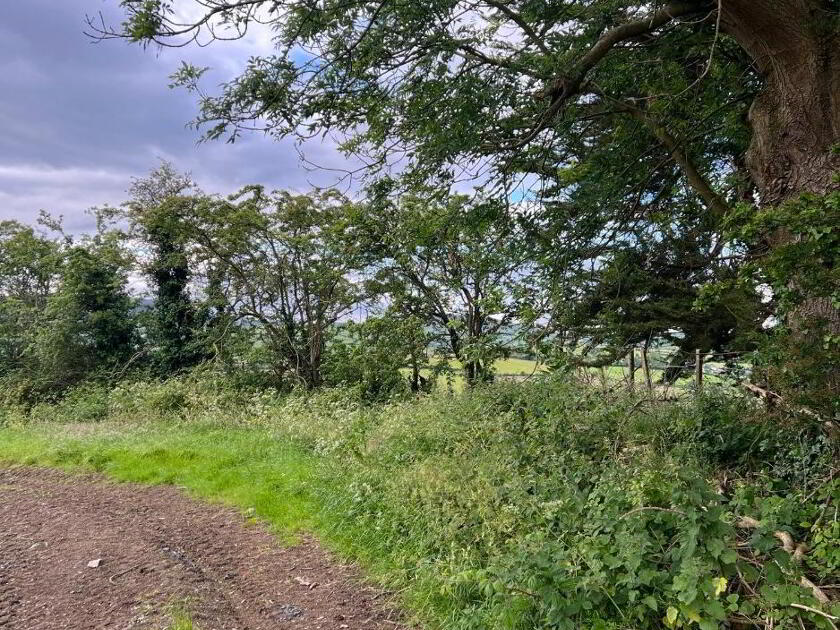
[95, 1, 838, 396]
[357, 190, 538, 383]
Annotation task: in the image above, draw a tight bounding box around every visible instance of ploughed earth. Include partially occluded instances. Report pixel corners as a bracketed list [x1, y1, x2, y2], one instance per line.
[0, 467, 406, 630]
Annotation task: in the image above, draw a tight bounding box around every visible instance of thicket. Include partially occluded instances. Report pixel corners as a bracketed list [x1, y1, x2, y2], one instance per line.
[3, 167, 837, 413]
[2, 373, 837, 630]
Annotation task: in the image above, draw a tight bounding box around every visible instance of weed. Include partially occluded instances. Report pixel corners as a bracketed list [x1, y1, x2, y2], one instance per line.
[168, 604, 195, 630]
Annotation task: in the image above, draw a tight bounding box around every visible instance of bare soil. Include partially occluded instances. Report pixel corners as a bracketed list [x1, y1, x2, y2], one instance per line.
[0, 467, 407, 630]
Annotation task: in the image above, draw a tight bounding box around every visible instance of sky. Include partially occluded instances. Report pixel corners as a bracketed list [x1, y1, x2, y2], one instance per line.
[0, 0, 349, 234]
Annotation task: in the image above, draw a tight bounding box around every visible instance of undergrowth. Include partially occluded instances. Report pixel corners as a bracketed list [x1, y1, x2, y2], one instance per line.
[0, 372, 837, 629]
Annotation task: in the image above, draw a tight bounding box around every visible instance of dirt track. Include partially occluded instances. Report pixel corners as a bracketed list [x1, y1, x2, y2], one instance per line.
[0, 467, 406, 630]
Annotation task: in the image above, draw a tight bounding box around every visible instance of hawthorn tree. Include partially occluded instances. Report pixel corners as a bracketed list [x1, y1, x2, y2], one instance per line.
[356, 191, 539, 385]
[187, 187, 365, 389]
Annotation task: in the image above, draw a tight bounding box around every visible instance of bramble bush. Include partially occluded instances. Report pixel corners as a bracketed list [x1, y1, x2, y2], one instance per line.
[302, 380, 838, 629]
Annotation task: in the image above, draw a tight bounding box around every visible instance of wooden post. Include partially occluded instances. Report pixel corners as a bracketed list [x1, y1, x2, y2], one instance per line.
[627, 347, 636, 390]
[641, 346, 653, 392]
[695, 349, 703, 392]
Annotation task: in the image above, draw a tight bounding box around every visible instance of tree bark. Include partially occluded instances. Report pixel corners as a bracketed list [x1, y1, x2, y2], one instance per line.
[721, 0, 839, 401]
[721, 0, 839, 205]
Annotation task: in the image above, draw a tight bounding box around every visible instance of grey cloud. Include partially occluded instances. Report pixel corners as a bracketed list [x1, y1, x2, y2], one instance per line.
[0, 0, 350, 232]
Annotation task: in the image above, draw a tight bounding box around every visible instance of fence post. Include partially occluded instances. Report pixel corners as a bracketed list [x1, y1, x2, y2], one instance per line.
[641, 347, 653, 392]
[628, 347, 635, 390]
[695, 348, 703, 392]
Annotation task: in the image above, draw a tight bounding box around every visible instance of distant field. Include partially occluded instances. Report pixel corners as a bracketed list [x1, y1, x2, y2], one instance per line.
[402, 357, 547, 391]
[410, 356, 741, 392]
[585, 362, 740, 391]
[494, 357, 547, 374]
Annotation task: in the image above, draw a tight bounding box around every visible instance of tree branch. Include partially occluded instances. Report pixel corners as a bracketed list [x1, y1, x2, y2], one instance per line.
[572, 2, 714, 80]
[622, 105, 731, 218]
[484, 0, 552, 56]
[509, 0, 714, 149]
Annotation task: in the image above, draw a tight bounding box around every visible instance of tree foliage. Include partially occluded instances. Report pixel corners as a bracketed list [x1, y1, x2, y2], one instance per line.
[97, 0, 839, 401]
[357, 190, 539, 384]
[120, 162, 211, 376]
[0, 221, 64, 385]
[728, 189, 840, 415]
[187, 186, 366, 389]
[324, 314, 433, 400]
[0, 221, 139, 401]
[36, 245, 138, 390]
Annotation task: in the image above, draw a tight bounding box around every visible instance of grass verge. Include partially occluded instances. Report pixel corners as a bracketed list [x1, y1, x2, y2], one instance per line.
[0, 423, 319, 538]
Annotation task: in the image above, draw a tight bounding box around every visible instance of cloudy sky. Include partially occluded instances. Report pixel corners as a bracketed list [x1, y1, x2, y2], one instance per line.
[0, 0, 349, 233]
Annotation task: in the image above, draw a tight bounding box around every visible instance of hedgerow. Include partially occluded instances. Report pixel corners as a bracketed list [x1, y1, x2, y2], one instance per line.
[2, 373, 837, 629]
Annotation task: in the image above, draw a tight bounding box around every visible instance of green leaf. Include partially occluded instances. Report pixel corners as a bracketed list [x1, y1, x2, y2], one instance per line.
[705, 599, 727, 620]
[706, 538, 726, 559]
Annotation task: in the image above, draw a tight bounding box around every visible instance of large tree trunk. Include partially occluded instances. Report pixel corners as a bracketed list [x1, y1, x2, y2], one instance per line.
[724, 3, 839, 322]
[721, 0, 839, 204]
[721, 1, 839, 408]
